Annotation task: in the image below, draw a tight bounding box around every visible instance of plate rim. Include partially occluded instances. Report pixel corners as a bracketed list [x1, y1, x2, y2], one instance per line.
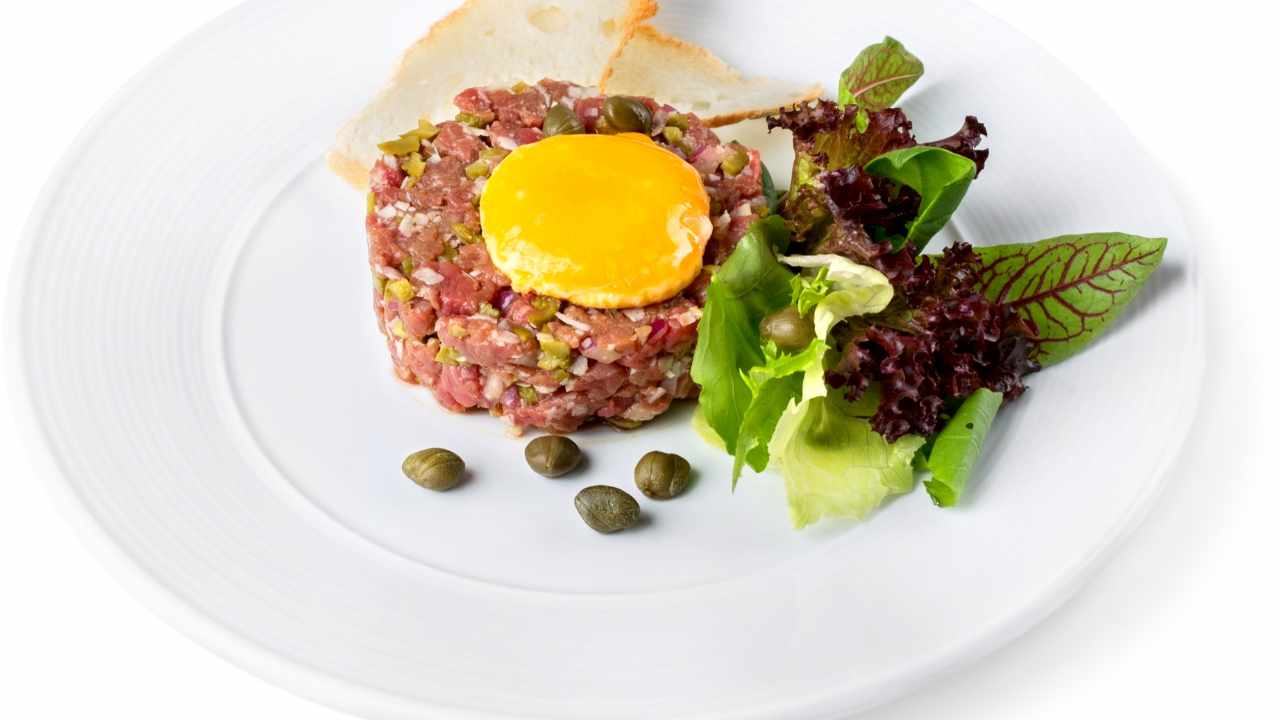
[4, 1, 1208, 717]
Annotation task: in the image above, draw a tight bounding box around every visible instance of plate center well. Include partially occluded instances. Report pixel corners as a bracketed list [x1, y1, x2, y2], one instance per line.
[220, 160, 846, 594]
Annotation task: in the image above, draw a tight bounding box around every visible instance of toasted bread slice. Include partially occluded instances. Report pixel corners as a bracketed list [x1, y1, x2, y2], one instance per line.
[602, 25, 822, 127]
[328, 0, 658, 189]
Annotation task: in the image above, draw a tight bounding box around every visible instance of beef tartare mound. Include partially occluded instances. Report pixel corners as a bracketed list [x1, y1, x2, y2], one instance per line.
[366, 79, 766, 433]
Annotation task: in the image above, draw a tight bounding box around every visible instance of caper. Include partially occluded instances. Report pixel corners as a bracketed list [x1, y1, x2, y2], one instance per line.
[574, 486, 640, 533]
[524, 435, 583, 477]
[402, 448, 465, 491]
[602, 96, 652, 134]
[759, 305, 816, 352]
[542, 103, 585, 137]
[633, 451, 691, 500]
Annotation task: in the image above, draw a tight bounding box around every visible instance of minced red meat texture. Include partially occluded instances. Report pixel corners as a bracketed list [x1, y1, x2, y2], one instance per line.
[366, 79, 766, 433]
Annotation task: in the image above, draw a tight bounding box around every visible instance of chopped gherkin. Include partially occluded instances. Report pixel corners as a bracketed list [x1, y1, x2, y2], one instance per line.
[373, 272, 387, 293]
[721, 147, 750, 177]
[480, 146, 509, 161]
[511, 81, 530, 93]
[377, 134, 420, 155]
[451, 223, 482, 244]
[536, 332, 571, 370]
[439, 244, 458, 261]
[448, 323, 468, 338]
[518, 385, 539, 405]
[415, 118, 440, 140]
[384, 279, 414, 303]
[455, 111, 489, 128]
[478, 302, 500, 318]
[665, 112, 689, 130]
[400, 257, 415, 277]
[465, 160, 490, 179]
[434, 345, 464, 365]
[527, 296, 560, 326]
[511, 326, 534, 343]
[366, 192, 376, 214]
[389, 318, 409, 339]
[401, 152, 427, 178]
[661, 126, 684, 144]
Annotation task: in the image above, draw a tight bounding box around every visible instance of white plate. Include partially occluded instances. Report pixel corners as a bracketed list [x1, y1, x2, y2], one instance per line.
[7, 1, 1202, 717]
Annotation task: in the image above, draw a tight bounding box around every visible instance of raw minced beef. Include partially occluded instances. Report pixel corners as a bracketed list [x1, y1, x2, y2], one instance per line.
[366, 79, 766, 433]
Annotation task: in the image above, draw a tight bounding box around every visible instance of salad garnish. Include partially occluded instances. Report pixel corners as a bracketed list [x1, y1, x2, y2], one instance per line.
[692, 38, 1167, 527]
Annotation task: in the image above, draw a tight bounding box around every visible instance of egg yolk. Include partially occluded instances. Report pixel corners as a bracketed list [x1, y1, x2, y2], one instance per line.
[480, 133, 713, 309]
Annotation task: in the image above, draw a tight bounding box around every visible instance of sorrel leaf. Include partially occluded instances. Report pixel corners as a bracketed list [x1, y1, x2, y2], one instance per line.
[838, 36, 924, 111]
[971, 233, 1167, 366]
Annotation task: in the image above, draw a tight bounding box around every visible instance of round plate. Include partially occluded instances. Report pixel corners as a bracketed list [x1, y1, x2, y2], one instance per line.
[6, 1, 1202, 717]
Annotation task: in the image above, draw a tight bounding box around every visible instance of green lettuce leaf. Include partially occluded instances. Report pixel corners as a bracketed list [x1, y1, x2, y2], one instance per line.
[770, 392, 926, 528]
[967, 233, 1168, 366]
[924, 389, 1003, 507]
[864, 146, 977, 249]
[691, 217, 793, 452]
[838, 36, 924, 111]
[729, 256, 893, 484]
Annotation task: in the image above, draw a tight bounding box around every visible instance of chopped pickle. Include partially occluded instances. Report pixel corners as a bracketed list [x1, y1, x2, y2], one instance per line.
[511, 81, 530, 93]
[518, 385, 539, 405]
[456, 111, 489, 128]
[400, 257, 415, 277]
[416, 118, 440, 140]
[366, 192, 376, 214]
[373, 272, 387, 293]
[511, 325, 534, 343]
[439, 244, 458, 261]
[661, 126, 684, 144]
[536, 332, 571, 370]
[390, 318, 409, 339]
[384, 278, 414, 303]
[451, 223, 482, 244]
[478, 302, 500, 318]
[435, 345, 464, 365]
[464, 160, 490, 179]
[377, 134, 420, 155]
[402, 152, 427, 178]
[665, 112, 689, 130]
[553, 369, 571, 383]
[448, 323, 468, 338]
[721, 147, 750, 177]
[480, 146, 509, 161]
[528, 296, 561, 326]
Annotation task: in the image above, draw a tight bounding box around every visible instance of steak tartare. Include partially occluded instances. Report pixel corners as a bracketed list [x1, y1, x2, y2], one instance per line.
[366, 79, 766, 433]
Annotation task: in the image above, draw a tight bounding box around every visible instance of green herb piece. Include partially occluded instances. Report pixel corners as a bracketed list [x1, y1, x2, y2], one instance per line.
[838, 36, 924, 111]
[967, 233, 1168, 366]
[760, 162, 780, 214]
[690, 217, 794, 453]
[924, 388, 1003, 507]
[864, 146, 977, 248]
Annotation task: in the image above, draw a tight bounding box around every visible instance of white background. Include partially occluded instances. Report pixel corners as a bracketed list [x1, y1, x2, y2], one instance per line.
[1, 1, 1274, 718]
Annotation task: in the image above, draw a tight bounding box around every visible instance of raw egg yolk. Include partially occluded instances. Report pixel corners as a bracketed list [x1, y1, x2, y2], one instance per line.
[480, 133, 712, 309]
